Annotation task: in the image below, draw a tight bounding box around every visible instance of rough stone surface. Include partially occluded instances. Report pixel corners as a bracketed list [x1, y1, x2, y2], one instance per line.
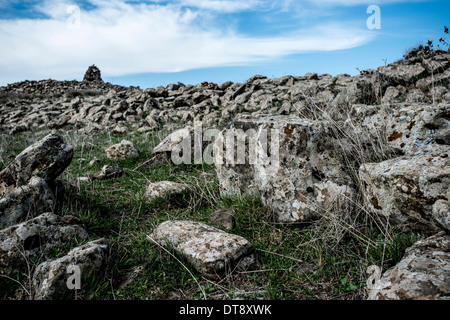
[359, 145, 450, 233]
[0, 212, 88, 276]
[143, 181, 191, 202]
[105, 140, 138, 161]
[386, 104, 449, 155]
[214, 115, 354, 223]
[0, 133, 74, 187]
[150, 220, 255, 278]
[32, 238, 109, 300]
[432, 199, 450, 232]
[0, 177, 55, 229]
[368, 232, 450, 300]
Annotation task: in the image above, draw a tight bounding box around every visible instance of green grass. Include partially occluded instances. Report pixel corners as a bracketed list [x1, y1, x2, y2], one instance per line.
[0, 128, 421, 300]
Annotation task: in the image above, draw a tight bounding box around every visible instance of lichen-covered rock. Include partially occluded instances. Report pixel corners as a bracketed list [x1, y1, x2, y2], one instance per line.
[359, 145, 450, 233]
[105, 140, 138, 161]
[143, 181, 191, 202]
[368, 232, 450, 300]
[0, 133, 74, 187]
[0, 177, 55, 229]
[150, 220, 255, 279]
[0, 212, 88, 276]
[214, 115, 354, 223]
[386, 104, 449, 155]
[32, 238, 109, 300]
[92, 165, 124, 180]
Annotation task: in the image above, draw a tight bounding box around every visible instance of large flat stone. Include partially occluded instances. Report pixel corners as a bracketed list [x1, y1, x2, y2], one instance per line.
[150, 220, 255, 279]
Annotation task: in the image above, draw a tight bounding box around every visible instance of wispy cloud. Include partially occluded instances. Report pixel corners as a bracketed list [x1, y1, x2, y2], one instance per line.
[0, 0, 374, 84]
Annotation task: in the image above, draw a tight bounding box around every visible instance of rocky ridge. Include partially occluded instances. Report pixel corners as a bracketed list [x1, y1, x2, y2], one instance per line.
[0, 48, 449, 299]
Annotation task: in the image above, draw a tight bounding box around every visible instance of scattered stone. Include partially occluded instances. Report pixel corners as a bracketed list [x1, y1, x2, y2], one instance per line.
[105, 140, 138, 161]
[0, 177, 55, 229]
[150, 220, 255, 278]
[32, 238, 109, 300]
[143, 181, 191, 202]
[92, 165, 124, 180]
[208, 209, 236, 230]
[368, 232, 450, 300]
[0, 212, 88, 276]
[0, 133, 74, 187]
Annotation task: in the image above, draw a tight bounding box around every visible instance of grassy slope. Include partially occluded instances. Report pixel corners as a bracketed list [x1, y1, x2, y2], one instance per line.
[0, 128, 419, 300]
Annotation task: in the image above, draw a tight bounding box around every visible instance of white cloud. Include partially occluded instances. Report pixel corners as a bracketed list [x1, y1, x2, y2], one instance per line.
[0, 0, 374, 84]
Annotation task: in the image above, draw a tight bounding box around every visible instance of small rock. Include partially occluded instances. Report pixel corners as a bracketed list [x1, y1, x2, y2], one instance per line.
[92, 165, 124, 180]
[105, 140, 138, 161]
[143, 181, 191, 202]
[208, 209, 236, 230]
[150, 220, 255, 278]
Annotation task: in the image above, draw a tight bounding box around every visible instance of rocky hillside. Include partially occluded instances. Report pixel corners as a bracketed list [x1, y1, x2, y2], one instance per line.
[0, 49, 449, 300]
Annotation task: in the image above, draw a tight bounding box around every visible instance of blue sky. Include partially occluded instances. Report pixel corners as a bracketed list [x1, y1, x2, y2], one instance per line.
[0, 0, 448, 88]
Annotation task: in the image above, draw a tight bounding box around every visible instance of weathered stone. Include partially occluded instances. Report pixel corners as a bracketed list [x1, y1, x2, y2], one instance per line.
[105, 140, 138, 161]
[214, 115, 354, 223]
[152, 126, 193, 155]
[386, 104, 449, 155]
[432, 199, 450, 232]
[360, 145, 450, 233]
[143, 181, 191, 202]
[150, 220, 255, 278]
[0, 212, 88, 276]
[368, 232, 450, 300]
[32, 238, 109, 300]
[209, 209, 236, 230]
[0, 177, 55, 229]
[378, 62, 427, 86]
[92, 165, 124, 180]
[0, 133, 74, 187]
